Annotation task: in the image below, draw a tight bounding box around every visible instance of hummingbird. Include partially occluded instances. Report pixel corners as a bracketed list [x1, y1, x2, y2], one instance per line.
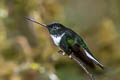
[24, 17, 104, 69]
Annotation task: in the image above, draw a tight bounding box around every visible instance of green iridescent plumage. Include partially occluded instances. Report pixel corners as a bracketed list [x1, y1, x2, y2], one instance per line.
[24, 17, 104, 69]
[59, 29, 87, 54]
[59, 28, 103, 69]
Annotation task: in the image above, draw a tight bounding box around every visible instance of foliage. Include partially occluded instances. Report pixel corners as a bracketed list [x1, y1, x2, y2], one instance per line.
[0, 0, 120, 80]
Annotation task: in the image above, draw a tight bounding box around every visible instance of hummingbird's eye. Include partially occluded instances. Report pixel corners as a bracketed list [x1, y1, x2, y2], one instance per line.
[53, 27, 58, 30]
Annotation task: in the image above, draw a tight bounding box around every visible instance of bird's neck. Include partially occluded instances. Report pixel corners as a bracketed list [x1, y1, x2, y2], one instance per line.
[50, 32, 65, 46]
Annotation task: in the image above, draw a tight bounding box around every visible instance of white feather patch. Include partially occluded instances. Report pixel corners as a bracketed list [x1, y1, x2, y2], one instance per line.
[84, 49, 103, 68]
[50, 33, 65, 46]
[84, 49, 100, 64]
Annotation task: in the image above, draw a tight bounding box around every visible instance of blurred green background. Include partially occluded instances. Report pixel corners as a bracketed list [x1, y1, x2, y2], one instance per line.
[0, 0, 120, 80]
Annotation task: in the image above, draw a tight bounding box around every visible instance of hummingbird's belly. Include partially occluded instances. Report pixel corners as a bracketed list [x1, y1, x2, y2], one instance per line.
[50, 33, 65, 46]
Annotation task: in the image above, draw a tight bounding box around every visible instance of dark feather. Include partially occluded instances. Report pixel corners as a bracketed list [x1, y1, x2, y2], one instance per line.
[71, 44, 95, 68]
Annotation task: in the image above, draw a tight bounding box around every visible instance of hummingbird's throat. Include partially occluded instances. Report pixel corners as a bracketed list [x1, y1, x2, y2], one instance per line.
[50, 33, 65, 46]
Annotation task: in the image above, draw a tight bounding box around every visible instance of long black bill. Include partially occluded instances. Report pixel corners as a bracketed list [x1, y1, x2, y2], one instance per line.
[24, 16, 47, 27]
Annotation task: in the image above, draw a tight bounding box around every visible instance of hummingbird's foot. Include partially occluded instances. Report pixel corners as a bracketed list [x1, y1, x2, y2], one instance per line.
[58, 50, 64, 54]
[69, 53, 74, 59]
[58, 50, 66, 56]
[69, 55, 72, 59]
[62, 52, 66, 56]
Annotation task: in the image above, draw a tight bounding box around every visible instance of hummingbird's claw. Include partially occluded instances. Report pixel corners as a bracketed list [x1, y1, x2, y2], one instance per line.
[58, 50, 63, 54]
[69, 54, 72, 59]
[62, 52, 66, 56]
[58, 50, 67, 56]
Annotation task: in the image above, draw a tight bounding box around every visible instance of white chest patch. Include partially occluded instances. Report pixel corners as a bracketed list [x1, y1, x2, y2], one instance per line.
[50, 33, 65, 46]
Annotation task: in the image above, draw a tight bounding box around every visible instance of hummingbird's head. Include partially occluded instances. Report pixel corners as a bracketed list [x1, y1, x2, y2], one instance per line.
[47, 22, 66, 35]
[24, 17, 66, 35]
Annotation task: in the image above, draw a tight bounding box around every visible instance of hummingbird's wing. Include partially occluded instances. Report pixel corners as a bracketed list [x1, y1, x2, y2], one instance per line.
[76, 37, 104, 69]
[71, 43, 104, 69]
[71, 43, 95, 68]
[66, 30, 104, 69]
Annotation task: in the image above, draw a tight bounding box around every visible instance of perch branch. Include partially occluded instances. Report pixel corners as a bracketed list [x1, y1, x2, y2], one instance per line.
[58, 50, 95, 80]
[70, 53, 95, 80]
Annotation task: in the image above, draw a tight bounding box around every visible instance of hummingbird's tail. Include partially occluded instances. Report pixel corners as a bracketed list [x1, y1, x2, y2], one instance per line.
[84, 50, 104, 69]
[71, 44, 95, 69]
[94, 60, 104, 69]
[71, 44, 104, 69]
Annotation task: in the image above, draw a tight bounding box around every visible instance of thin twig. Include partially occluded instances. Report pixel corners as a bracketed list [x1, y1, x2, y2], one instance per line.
[70, 54, 95, 80]
[58, 50, 95, 80]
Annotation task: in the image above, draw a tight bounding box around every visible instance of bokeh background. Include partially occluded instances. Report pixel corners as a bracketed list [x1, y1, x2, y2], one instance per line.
[0, 0, 120, 80]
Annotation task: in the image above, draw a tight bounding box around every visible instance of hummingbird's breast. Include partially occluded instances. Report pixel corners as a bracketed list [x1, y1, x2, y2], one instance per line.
[50, 33, 65, 46]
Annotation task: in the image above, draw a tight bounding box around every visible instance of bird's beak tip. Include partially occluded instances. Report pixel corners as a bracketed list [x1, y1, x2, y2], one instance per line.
[24, 16, 48, 28]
